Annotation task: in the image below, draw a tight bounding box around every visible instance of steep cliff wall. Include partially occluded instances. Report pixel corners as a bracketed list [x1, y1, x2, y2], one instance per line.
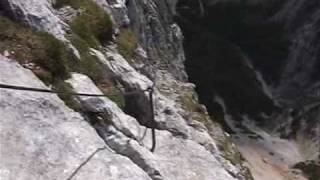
[273, 0, 320, 173]
[176, 0, 319, 179]
[0, 0, 252, 179]
[1, 0, 318, 179]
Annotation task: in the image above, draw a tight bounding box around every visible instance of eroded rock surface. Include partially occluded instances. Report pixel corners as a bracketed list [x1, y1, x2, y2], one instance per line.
[0, 56, 150, 180]
[67, 72, 240, 180]
[0, 0, 253, 179]
[0, 0, 67, 41]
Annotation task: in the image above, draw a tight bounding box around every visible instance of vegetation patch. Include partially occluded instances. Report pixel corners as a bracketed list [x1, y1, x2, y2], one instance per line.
[174, 74, 253, 179]
[54, 0, 121, 104]
[116, 28, 138, 59]
[0, 15, 125, 110]
[293, 160, 320, 180]
[0, 16, 70, 84]
[55, 0, 113, 48]
[178, 88, 211, 124]
[216, 135, 244, 164]
[54, 81, 83, 111]
[68, 35, 107, 82]
[54, 0, 125, 109]
[68, 35, 125, 109]
[0, 0, 126, 110]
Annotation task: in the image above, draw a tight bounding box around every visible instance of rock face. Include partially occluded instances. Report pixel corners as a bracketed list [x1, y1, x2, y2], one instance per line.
[177, 0, 319, 155]
[0, 56, 151, 180]
[272, 1, 320, 161]
[126, 0, 187, 81]
[0, 56, 244, 180]
[176, 0, 319, 179]
[274, 0, 320, 102]
[0, 0, 67, 41]
[107, 0, 130, 27]
[0, 0, 252, 179]
[0, 0, 80, 58]
[67, 73, 238, 180]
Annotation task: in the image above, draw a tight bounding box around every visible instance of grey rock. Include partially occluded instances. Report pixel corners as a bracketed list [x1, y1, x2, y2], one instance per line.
[107, 0, 130, 27]
[126, 0, 187, 81]
[71, 149, 151, 180]
[90, 47, 247, 179]
[0, 0, 253, 179]
[1, 0, 67, 41]
[0, 55, 150, 180]
[90, 47, 156, 128]
[65, 71, 238, 180]
[0, 0, 80, 58]
[56, 6, 80, 23]
[3, 50, 10, 57]
[106, 126, 238, 180]
[67, 73, 144, 140]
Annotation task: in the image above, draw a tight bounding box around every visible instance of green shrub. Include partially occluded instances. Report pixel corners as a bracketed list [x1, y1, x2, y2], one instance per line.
[55, 0, 113, 47]
[294, 161, 320, 180]
[0, 16, 70, 84]
[69, 34, 125, 109]
[36, 33, 70, 79]
[178, 90, 210, 124]
[68, 34, 106, 82]
[33, 69, 54, 85]
[116, 28, 138, 59]
[54, 80, 82, 111]
[0, 9, 122, 110]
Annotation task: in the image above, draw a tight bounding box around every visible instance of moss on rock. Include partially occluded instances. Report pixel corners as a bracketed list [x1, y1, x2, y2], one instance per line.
[116, 28, 138, 59]
[177, 86, 253, 179]
[54, 80, 83, 111]
[0, 16, 70, 84]
[55, 0, 113, 48]
[68, 35, 106, 82]
[0, 15, 125, 110]
[293, 160, 320, 180]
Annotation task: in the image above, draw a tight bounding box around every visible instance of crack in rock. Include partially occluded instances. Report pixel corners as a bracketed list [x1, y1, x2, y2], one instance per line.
[66, 147, 108, 180]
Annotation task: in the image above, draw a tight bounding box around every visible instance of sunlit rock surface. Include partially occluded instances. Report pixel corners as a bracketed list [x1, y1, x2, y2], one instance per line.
[66, 70, 242, 180]
[0, 56, 151, 180]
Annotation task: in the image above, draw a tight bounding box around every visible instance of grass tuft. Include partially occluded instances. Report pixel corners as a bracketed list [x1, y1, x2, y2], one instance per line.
[116, 28, 137, 59]
[0, 16, 70, 84]
[68, 34, 106, 82]
[54, 0, 113, 47]
[54, 80, 82, 111]
[0, 3, 125, 110]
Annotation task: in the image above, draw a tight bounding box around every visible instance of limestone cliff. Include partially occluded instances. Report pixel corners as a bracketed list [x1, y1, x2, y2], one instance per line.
[176, 0, 319, 179]
[1, 0, 318, 180]
[0, 0, 252, 179]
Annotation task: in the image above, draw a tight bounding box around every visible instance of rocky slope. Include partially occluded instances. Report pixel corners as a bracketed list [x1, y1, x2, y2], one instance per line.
[0, 56, 151, 180]
[176, 0, 319, 179]
[1, 0, 319, 180]
[0, 0, 252, 180]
